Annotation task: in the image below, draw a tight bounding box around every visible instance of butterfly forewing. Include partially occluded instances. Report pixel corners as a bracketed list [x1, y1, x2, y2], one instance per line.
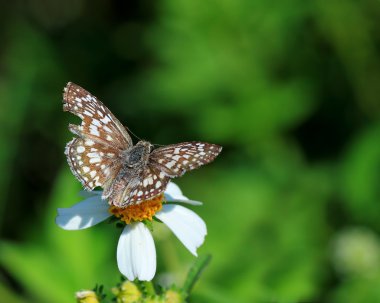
[149, 142, 222, 177]
[63, 82, 132, 148]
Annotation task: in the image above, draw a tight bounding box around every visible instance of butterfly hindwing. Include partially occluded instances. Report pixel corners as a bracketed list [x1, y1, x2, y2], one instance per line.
[65, 137, 121, 190]
[125, 165, 170, 205]
[107, 165, 170, 207]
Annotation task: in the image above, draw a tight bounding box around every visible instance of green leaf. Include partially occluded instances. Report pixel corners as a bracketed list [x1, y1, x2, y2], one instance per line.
[183, 254, 211, 294]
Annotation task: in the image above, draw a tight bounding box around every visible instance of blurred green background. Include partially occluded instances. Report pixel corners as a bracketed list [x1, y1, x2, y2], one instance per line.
[1, 1, 380, 302]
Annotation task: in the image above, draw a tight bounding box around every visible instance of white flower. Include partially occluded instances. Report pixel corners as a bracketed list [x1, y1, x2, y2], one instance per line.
[55, 182, 207, 281]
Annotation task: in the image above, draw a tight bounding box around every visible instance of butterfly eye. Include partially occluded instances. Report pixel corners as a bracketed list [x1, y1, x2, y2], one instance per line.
[148, 143, 154, 152]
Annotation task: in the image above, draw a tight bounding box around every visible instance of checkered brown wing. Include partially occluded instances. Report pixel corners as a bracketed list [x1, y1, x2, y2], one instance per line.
[149, 142, 222, 177]
[107, 165, 170, 207]
[63, 82, 131, 191]
[65, 138, 122, 190]
[123, 165, 170, 206]
[63, 82, 132, 148]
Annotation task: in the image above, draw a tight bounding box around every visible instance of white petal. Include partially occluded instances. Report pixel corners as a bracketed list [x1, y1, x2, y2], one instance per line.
[155, 204, 207, 256]
[164, 182, 185, 198]
[164, 182, 202, 205]
[55, 196, 111, 230]
[78, 190, 103, 198]
[117, 223, 156, 281]
[171, 199, 203, 206]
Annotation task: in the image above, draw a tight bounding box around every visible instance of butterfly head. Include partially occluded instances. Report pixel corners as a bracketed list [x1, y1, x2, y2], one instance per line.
[124, 140, 152, 168]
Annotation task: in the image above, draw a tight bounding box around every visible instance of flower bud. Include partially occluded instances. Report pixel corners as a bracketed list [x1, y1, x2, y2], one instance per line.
[112, 280, 142, 303]
[163, 289, 185, 303]
[76, 290, 99, 303]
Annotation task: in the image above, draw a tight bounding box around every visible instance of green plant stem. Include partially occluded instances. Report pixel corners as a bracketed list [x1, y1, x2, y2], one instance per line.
[142, 281, 156, 296]
[183, 254, 211, 294]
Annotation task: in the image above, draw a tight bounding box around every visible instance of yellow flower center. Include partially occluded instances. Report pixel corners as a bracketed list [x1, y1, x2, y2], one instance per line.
[109, 194, 164, 224]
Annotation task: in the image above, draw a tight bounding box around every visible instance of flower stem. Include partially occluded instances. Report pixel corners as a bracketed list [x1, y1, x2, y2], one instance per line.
[142, 281, 156, 296]
[183, 254, 212, 294]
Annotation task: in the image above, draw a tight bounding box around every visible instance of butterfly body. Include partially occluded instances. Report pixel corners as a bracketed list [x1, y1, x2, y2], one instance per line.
[124, 141, 152, 168]
[63, 82, 222, 208]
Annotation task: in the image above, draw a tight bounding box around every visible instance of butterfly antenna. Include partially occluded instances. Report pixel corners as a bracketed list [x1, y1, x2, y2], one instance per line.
[152, 142, 166, 147]
[124, 126, 144, 142]
[124, 125, 165, 146]
[125, 125, 166, 147]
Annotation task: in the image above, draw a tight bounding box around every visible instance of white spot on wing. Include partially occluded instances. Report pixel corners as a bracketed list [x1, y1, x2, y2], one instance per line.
[166, 161, 175, 169]
[92, 119, 102, 127]
[87, 152, 99, 158]
[103, 126, 112, 133]
[84, 110, 93, 117]
[101, 116, 111, 124]
[89, 157, 101, 163]
[90, 127, 100, 136]
[85, 139, 95, 146]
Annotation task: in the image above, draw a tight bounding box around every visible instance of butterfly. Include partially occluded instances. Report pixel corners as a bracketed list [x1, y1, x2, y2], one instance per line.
[63, 82, 222, 207]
